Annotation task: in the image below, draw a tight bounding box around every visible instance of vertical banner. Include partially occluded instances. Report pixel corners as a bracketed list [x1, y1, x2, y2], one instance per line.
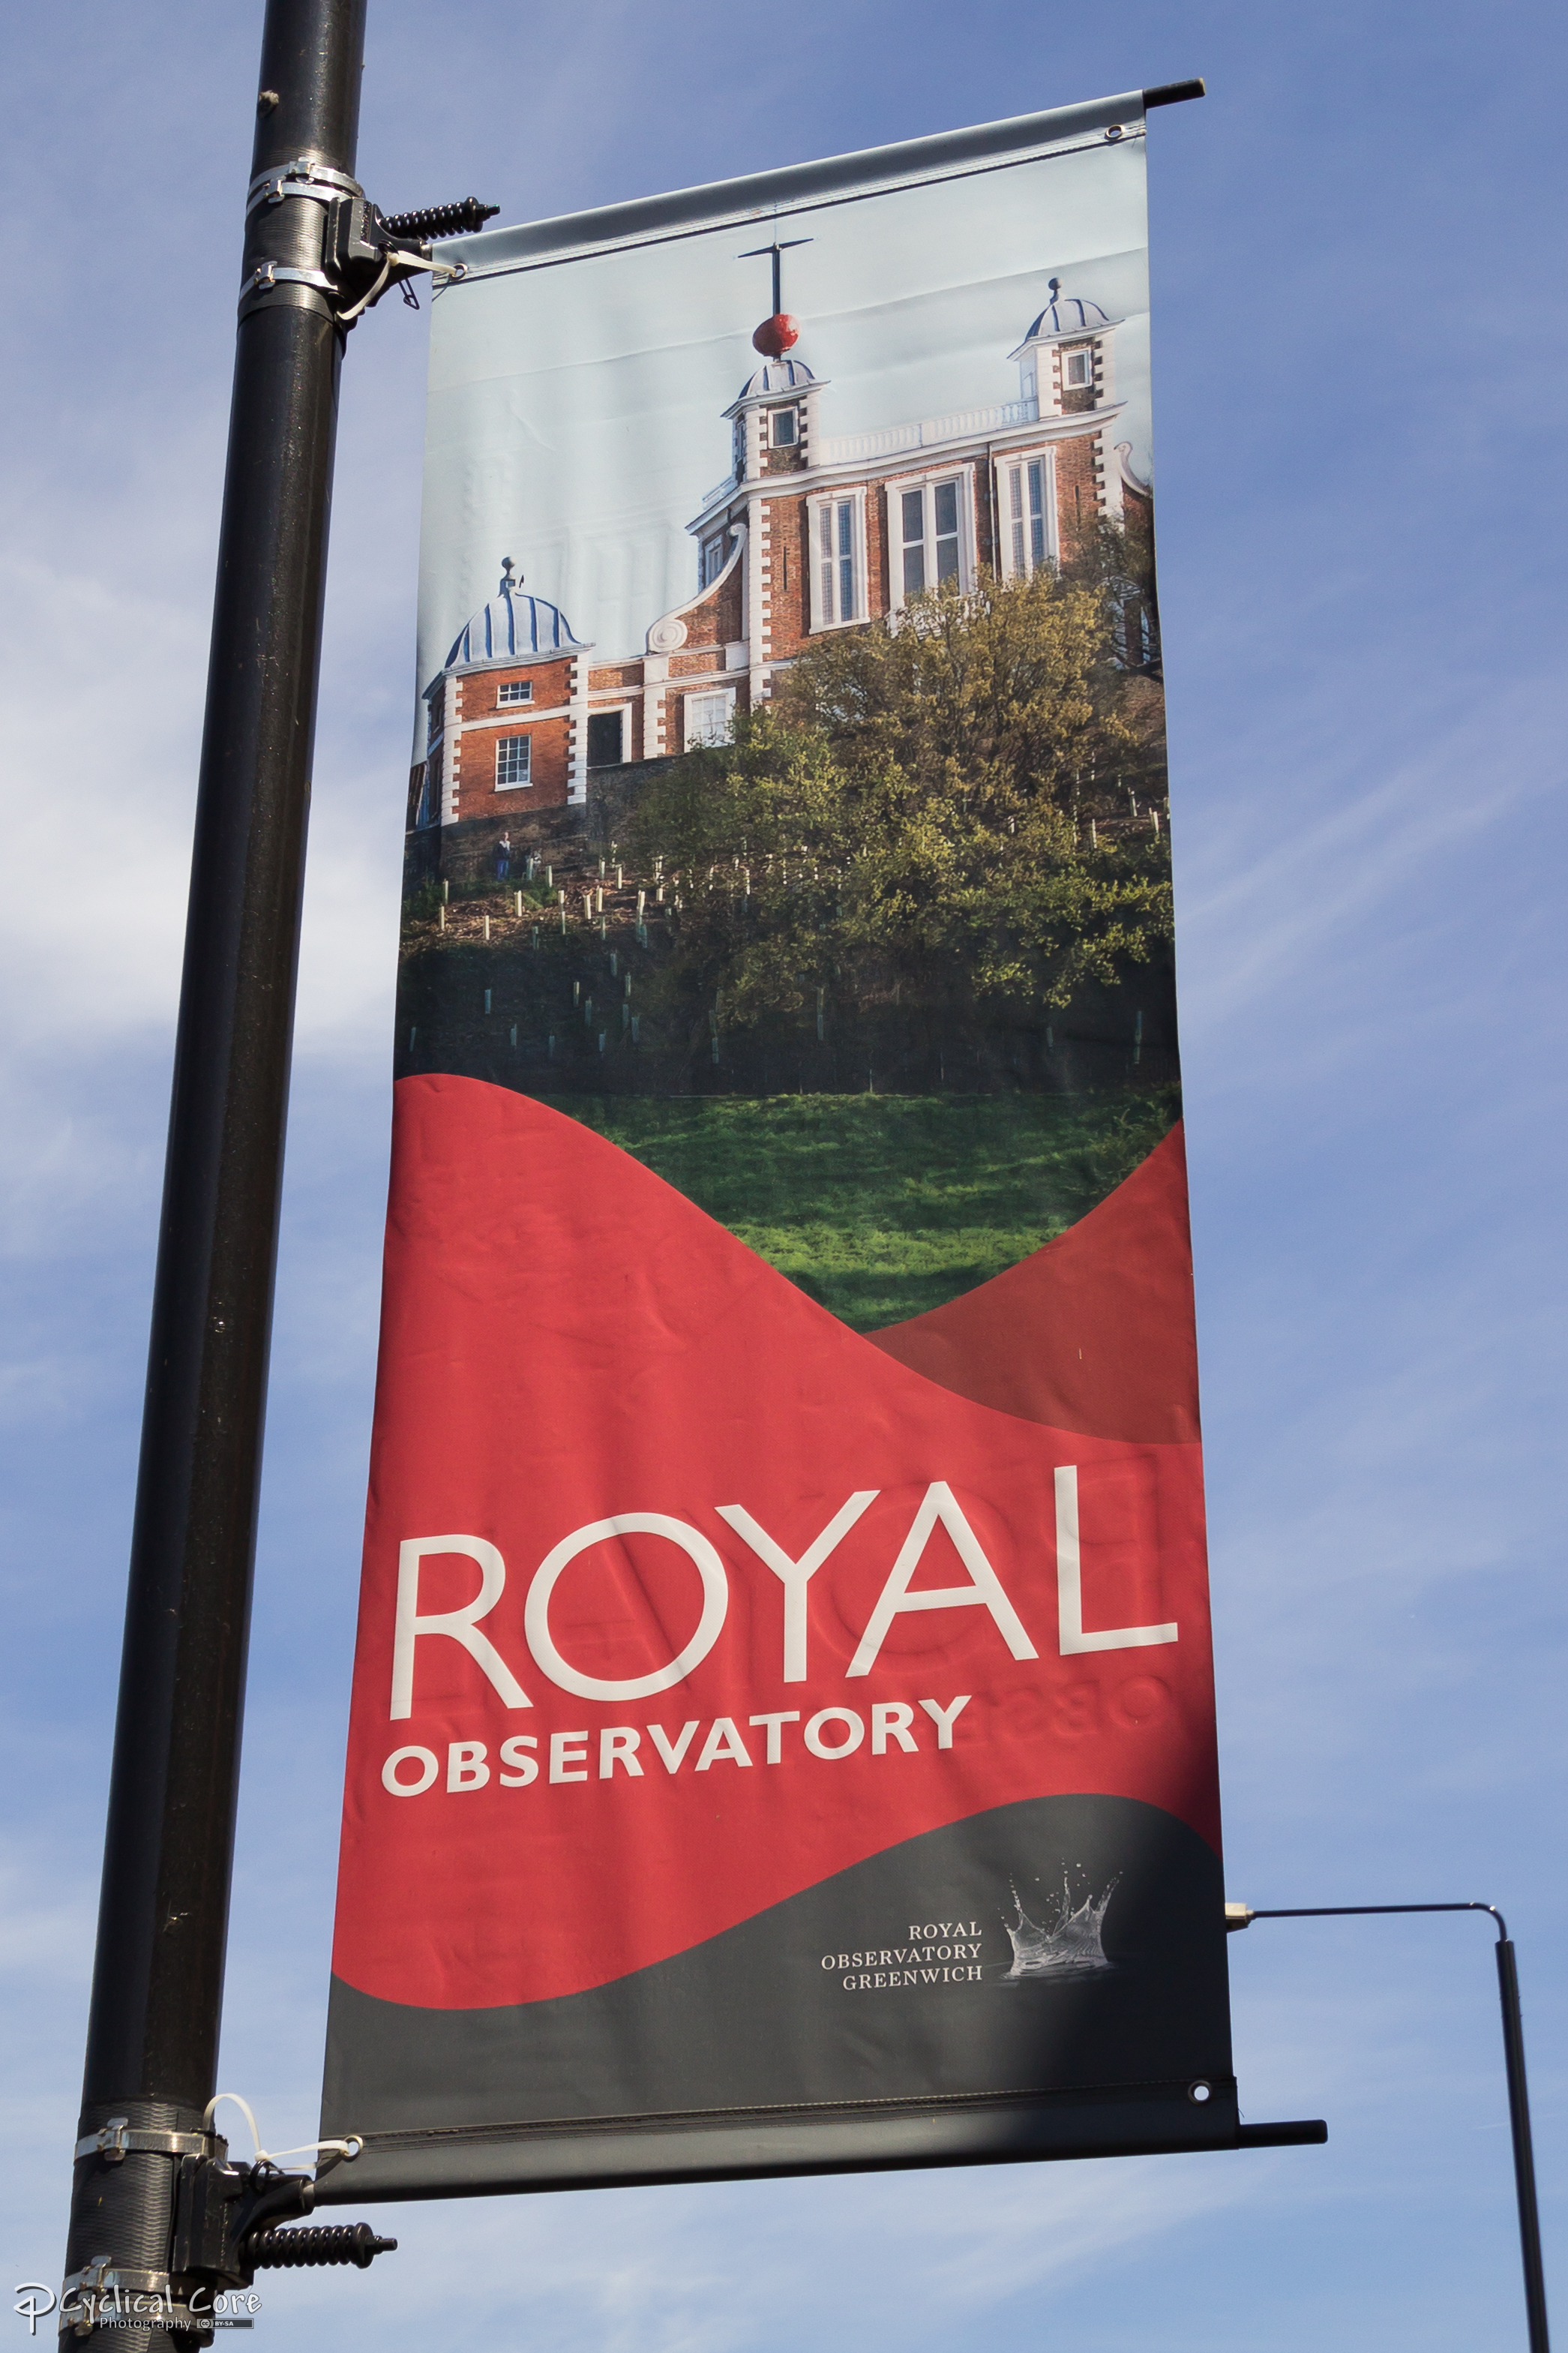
[322, 90, 1236, 2199]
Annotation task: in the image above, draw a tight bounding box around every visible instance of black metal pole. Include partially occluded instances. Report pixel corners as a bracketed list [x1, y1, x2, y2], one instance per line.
[1234, 1903, 1550, 2353]
[1496, 1935, 1552, 2353]
[61, 0, 366, 2339]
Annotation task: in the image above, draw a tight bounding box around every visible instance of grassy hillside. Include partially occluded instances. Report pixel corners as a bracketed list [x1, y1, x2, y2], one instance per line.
[562, 1086, 1180, 1330]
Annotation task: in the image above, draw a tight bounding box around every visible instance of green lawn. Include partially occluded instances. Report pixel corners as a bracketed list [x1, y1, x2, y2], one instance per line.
[562, 1088, 1180, 1330]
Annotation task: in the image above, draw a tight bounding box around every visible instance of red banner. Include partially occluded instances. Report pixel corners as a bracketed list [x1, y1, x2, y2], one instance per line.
[322, 91, 1236, 2199]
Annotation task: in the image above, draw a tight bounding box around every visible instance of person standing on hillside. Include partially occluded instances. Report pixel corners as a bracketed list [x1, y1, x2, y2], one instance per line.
[496, 832, 513, 880]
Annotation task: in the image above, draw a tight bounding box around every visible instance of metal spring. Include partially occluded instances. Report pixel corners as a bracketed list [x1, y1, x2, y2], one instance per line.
[247, 2223, 397, 2271]
[381, 200, 498, 239]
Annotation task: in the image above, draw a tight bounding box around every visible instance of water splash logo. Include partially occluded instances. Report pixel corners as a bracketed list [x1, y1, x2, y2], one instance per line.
[1001, 1872, 1119, 1980]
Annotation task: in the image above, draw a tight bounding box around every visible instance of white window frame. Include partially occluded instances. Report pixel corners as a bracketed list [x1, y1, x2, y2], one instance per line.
[683, 686, 736, 749]
[806, 485, 868, 632]
[586, 701, 634, 767]
[995, 449, 1058, 581]
[1060, 344, 1095, 389]
[494, 733, 532, 790]
[770, 405, 799, 448]
[496, 678, 534, 706]
[883, 470, 975, 617]
[699, 530, 731, 590]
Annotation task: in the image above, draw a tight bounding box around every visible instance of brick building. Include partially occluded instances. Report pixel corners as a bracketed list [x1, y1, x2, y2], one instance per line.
[409, 282, 1148, 848]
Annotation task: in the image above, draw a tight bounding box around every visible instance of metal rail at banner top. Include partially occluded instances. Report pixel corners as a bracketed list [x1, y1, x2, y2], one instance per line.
[59, 4, 1543, 2345]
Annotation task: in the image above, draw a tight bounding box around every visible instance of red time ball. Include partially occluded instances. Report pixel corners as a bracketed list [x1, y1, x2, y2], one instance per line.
[752, 313, 800, 359]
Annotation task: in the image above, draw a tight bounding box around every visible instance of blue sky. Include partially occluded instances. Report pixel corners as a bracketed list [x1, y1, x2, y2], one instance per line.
[1, 1, 1565, 2348]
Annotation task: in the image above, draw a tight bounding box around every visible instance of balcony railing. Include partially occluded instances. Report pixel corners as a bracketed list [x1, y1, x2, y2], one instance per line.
[691, 394, 1042, 516]
[817, 398, 1039, 466]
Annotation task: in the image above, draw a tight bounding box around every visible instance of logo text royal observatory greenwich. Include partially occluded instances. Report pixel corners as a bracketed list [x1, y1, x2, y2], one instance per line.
[823, 1921, 986, 1991]
[823, 1878, 1119, 1991]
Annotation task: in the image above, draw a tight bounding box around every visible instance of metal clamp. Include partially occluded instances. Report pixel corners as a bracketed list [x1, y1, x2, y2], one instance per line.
[242, 260, 335, 301]
[237, 174, 490, 327]
[60, 2258, 212, 2339]
[73, 2116, 216, 2164]
[64, 2261, 172, 2300]
[245, 156, 362, 215]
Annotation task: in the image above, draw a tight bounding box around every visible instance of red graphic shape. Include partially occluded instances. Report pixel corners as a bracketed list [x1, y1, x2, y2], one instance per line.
[866, 1124, 1200, 1443]
[331, 1078, 1220, 2012]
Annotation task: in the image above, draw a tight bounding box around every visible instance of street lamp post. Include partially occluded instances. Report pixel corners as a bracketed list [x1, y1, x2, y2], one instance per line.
[1228, 1901, 1550, 2353]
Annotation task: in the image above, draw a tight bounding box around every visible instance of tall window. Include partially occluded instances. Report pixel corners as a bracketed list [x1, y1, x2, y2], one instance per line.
[685, 689, 734, 749]
[699, 531, 730, 589]
[496, 679, 532, 706]
[818, 499, 857, 624]
[771, 407, 797, 446]
[901, 483, 959, 596]
[495, 734, 532, 789]
[900, 490, 924, 594]
[587, 710, 625, 767]
[1006, 459, 1049, 575]
[415, 758, 438, 829]
[808, 490, 865, 631]
[1062, 346, 1093, 389]
[1123, 596, 1155, 668]
[895, 479, 965, 605]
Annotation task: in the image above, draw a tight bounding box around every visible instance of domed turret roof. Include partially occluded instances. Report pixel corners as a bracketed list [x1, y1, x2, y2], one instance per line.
[439, 562, 586, 674]
[1021, 284, 1113, 341]
[736, 353, 817, 403]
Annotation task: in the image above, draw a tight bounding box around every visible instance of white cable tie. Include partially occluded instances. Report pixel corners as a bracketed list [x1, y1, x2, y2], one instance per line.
[336, 257, 392, 325]
[339, 249, 468, 324]
[198, 2099, 360, 2170]
[203, 2091, 262, 2158]
[388, 252, 466, 282]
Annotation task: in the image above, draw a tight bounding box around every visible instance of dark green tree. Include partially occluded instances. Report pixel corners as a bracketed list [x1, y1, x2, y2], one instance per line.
[628, 566, 1172, 1056]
